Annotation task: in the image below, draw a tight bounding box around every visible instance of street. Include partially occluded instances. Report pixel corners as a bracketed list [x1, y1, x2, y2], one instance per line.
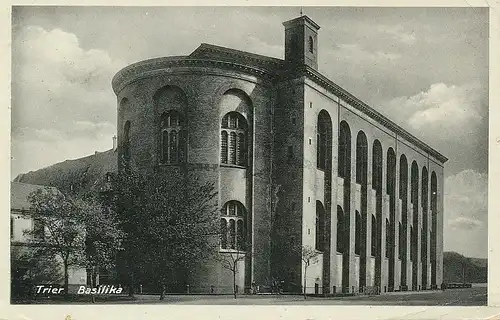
[121, 286, 486, 306]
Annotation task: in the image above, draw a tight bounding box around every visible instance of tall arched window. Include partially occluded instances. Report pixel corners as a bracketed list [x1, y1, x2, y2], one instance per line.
[316, 201, 326, 251]
[372, 139, 383, 281]
[355, 210, 361, 255]
[317, 110, 332, 170]
[160, 111, 185, 165]
[337, 206, 344, 253]
[123, 121, 131, 163]
[221, 112, 247, 167]
[356, 132, 368, 185]
[411, 161, 419, 267]
[220, 201, 247, 251]
[220, 219, 227, 249]
[308, 36, 314, 53]
[421, 167, 429, 287]
[338, 121, 351, 178]
[399, 155, 409, 285]
[431, 171, 438, 286]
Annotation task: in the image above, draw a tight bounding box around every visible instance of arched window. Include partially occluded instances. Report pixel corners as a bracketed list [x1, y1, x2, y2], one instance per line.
[316, 201, 326, 251]
[399, 154, 408, 262]
[229, 220, 236, 249]
[308, 36, 314, 53]
[430, 171, 438, 286]
[356, 132, 368, 185]
[411, 161, 419, 266]
[160, 111, 185, 165]
[337, 206, 344, 253]
[338, 121, 351, 178]
[123, 121, 131, 163]
[220, 201, 247, 251]
[291, 33, 299, 53]
[317, 110, 332, 170]
[221, 112, 247, 167]
[220, 219, 227, 249]
[355, 210, 361, 255]
[371, 215, 377, 256]
[421, 167, 429, 283]
[372, 141, 383, 192]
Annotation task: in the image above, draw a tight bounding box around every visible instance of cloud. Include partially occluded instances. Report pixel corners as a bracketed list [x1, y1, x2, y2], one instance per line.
[11, 25, 124, 177]
[331, 43, 401, 63]
[244, 35, 283, 59]
[377, 24, 417, 45]
[443, 169, 487, 257]
[448, 217, 482, 230]
[383, 82, 483, 138]
[378, 82, 487, 176]
[444, 169, 487, 220]
[12, 25, 125, 138]
[406, 83, 483, 132]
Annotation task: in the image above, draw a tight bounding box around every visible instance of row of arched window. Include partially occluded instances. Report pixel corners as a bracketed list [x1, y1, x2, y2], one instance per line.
[316, 116, 440, 192]
[317, 114, 439, 282]
[121, 110, 249, 167]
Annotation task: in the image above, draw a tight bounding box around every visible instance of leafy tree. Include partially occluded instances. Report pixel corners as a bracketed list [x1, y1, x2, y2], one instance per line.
[11, 246, 63, 300]
[301, 245, 320, 300]
[76, 195, 124, 302]
[24, 187, 124, 300]
[24, 188, 86, 299]
[115, 170, 219, 300]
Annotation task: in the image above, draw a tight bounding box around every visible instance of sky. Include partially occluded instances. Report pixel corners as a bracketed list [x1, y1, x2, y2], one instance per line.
[10, 6, 489, 258]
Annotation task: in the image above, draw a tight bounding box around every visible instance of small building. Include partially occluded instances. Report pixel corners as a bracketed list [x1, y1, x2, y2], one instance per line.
[10, 182, 87, 298]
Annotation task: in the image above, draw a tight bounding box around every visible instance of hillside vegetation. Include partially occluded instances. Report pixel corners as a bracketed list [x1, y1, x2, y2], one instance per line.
[443, 251, 487, 284]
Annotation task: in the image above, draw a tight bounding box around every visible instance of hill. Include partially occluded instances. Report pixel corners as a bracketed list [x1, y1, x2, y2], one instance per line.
[443, 251, 487, 284]
[14, 149, 117, 196]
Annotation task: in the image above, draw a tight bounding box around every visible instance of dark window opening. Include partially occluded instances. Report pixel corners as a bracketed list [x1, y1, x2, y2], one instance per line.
[160, 111, 186, 165]
[221, 112, 248, 167]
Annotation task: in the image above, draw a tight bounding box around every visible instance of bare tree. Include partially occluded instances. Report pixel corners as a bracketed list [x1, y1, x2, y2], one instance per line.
[301, 245, 320, 300]
[217, 250, 251, 299]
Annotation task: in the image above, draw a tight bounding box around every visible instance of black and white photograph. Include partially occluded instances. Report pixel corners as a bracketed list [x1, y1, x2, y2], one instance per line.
[8, 5, 492, 312]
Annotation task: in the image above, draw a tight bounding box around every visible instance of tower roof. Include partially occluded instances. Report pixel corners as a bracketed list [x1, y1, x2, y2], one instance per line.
[282, 15, 320, 30]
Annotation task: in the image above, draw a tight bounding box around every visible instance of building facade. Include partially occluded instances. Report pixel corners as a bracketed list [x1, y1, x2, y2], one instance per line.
[112, 15, 446, 294]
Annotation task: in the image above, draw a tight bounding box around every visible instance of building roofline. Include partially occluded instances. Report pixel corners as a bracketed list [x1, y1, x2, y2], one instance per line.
[192, 43, 284, 65]
[111, 42, 447, 163]
[283, 15, 321, 30]
[299, 65, 448, 163]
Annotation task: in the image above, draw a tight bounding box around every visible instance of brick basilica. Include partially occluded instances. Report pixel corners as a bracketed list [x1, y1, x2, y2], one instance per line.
[111, 15, 446, 294]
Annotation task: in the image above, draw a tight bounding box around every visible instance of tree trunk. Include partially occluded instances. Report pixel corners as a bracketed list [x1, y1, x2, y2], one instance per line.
[63, 260, 69, 301]
[128, 272, 134, 297]
[90, 267, 96, 303]
[160, 283, 165, 300]
[233, 268, 237, 299]
[303, 266, 307, 300]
